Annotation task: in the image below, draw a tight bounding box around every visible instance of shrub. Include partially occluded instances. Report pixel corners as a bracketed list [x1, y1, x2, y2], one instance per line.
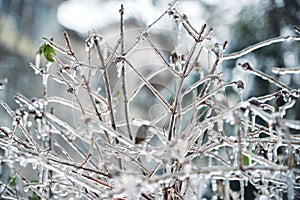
[0, 2, 299, 199]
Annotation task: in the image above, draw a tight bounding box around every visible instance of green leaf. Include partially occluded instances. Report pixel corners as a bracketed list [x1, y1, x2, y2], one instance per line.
[37, 43, 45, 55]
[28, 192, 40, 200]
[37, 43, 56, 62]
[30, 179, 39, 183]
[242, 154, 249, 166]
[7, 175, 17, 188]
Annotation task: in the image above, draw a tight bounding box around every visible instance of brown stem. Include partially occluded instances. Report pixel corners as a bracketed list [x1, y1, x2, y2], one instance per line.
[120, 4, 133, 140]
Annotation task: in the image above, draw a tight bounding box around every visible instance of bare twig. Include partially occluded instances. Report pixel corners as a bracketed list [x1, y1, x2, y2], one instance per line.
[94, 37, 117, 130]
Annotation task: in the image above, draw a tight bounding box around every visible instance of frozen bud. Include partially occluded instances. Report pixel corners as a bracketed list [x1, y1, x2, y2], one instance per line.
[249, 99, 261, 106]
[114, 56, 123, 63]
[85, 34, 103, 50]
[91, 34, 103, 44]
[167, 8, 180, 22]
[0, 78, 7, 90]
[167, 8, 175, 17]
[236, 80, 244, 90]
[239, 62, 253, 70]
[13, 116, 23, 126]
[136, 31, 149, 42]
[276, 94, 287, 107]
[202, 38, 215, 50]
[170, 51, 179, 64]
[67, 87, 75, 94]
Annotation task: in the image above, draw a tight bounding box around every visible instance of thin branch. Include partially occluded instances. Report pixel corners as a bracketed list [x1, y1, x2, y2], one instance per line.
[120, 4, 133, 141]
[167, 41, 199, 141]
[124, 59, 172, 111]
[125, 1, 178, 55]
[145, 36, 181, 77]
[236, 117, 243, 171]
[223, 35, 300, 60]
[272, 67, 300, 75]
[94, 38, 116, 130]
[63, 31, 77, 60]
[129, 66, 167, 101]
[239, 62, 291, 90]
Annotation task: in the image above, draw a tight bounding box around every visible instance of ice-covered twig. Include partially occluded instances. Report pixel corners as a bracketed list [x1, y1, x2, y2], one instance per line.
[94, 35, 116, 131]
[223, 35, 300, 60]
[120, 5, 133, 141]
[272, 67, 300, 75]
[125, 59, 172, 111]
[239, 62, 291, 90]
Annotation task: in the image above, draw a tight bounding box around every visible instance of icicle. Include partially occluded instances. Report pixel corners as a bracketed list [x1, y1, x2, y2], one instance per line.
[225, 175, 230, 200]
[71, 69, 76, 79]
[206, 108, 212, 118]
[32, 160, 38, 170]
[19, 156, 28, 167]
[236, 80, 244, 102]
[39, 165, 45, 187]
[273, 143, 280, 163]
[170, 51, 178, 71]
[232, 144, 238, 166]
[295, 148, 300, 165]
[267, 144, 273, 161]
[91, 68, 97, 76]
[251, 114, 256, 131]
[46, 61, 52, 68]
[35, 53, 41, 69]
[6, 146, 16, 166]
[24, 185, 30, 192]
[177, 55, 184, 73]
[42, 74, 49, 86]
[217, 119, 223, 132]
[27, 120, 32, 128]
[211, 178, 217, 192]
[208, 154, 213, 167]
[102, 43, 108, 60]
[250, 142, 256, 151]
[287, 171, 294, 200]
[240, 179, 244, 200]
[116, 61, 123, 78]
[79, 66, 86, 76]
[268, 120, 274, 139]
[96, 87, 101, 93]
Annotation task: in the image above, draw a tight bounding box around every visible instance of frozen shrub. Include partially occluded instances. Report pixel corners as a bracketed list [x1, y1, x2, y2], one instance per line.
[0, 2, 300, 200]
